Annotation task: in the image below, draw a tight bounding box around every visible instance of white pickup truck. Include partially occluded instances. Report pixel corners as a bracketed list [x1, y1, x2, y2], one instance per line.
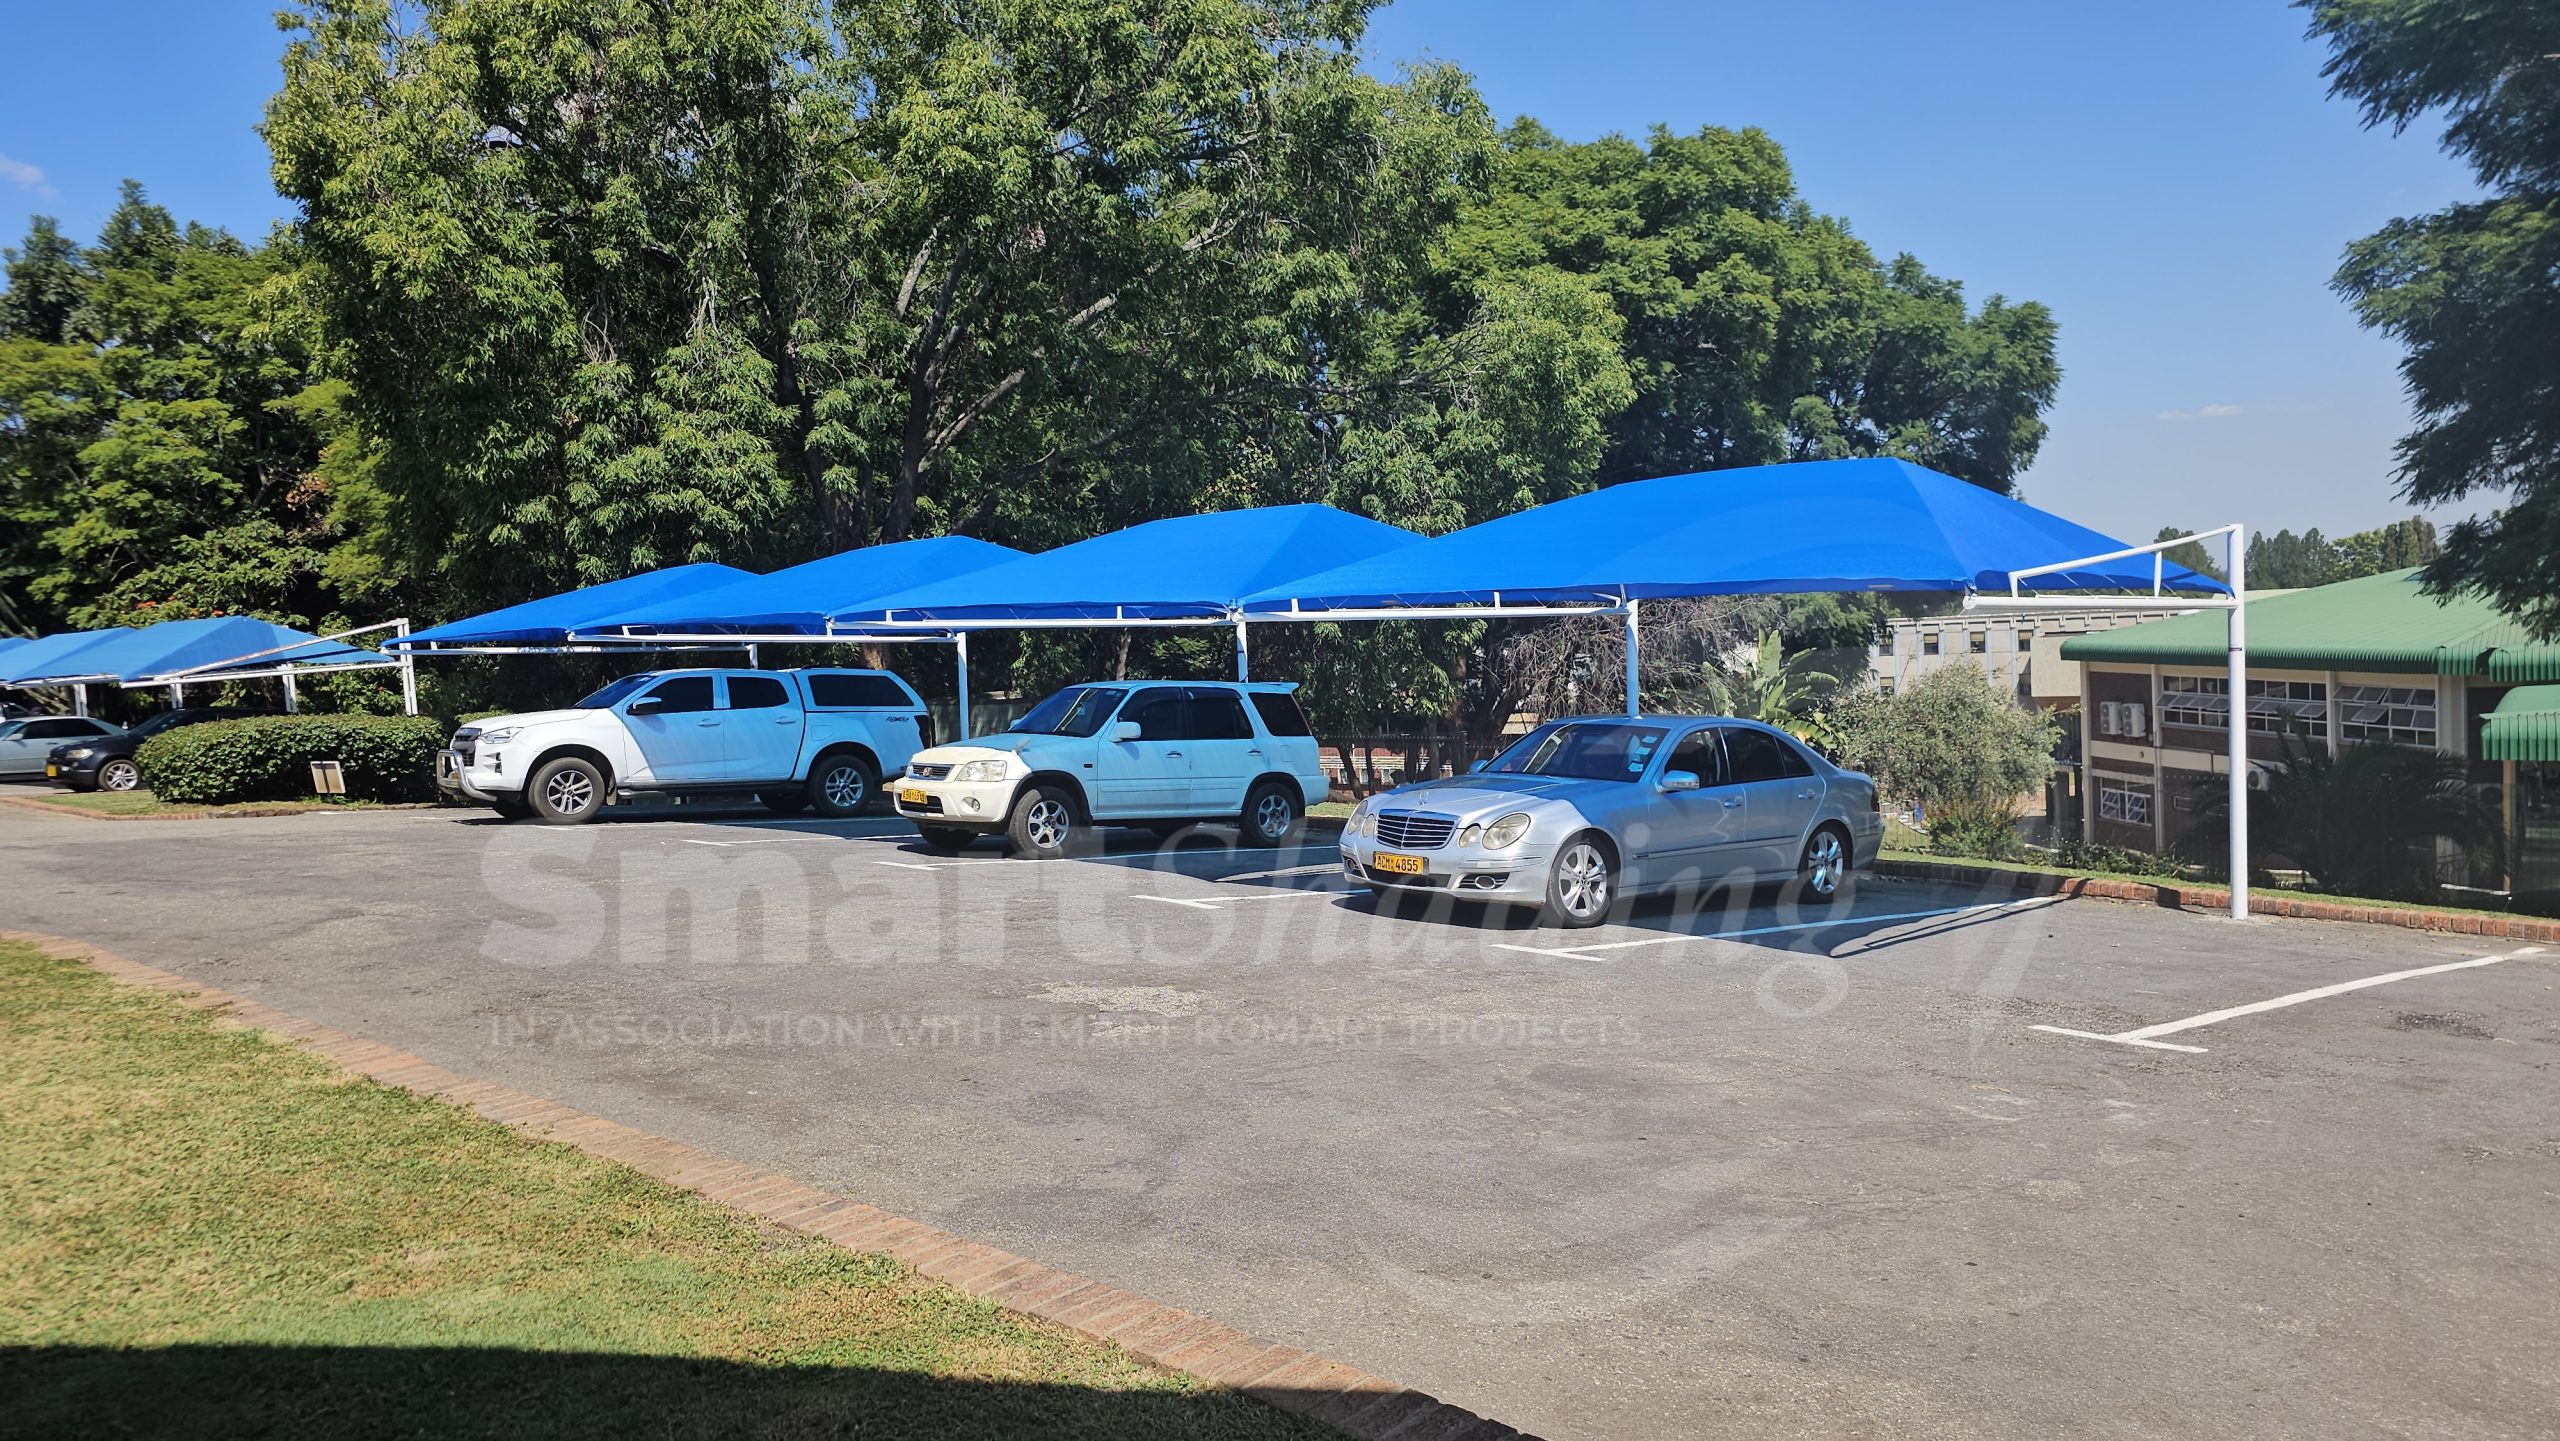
[442, 667, 930, 824]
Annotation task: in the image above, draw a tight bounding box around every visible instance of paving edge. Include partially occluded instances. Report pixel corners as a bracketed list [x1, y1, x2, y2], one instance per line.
[0, 928, 1533, 1441]
[1870, 859, 2560, 943]
[1, 795, 437, 823]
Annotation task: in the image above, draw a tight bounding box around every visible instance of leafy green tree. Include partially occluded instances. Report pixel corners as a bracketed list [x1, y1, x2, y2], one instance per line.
[1826, 664, 2058, 818]
[2242, 516, 2438, 589]
[0, 186, 375, 634]
[1447, 120, 2059, 495]
[2305, 0, 2560, 637]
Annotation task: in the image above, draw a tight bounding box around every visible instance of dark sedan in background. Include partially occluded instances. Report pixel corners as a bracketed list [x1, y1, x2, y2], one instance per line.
[46, 707, 272, 792]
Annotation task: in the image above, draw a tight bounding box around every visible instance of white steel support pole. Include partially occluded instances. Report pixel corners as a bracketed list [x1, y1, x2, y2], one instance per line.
[2225, 529, 2249, 921]
[282, 671, 299, 713]
[1623, 597, 1642, 718]
[72, 683, 88, 717]
[171, 682, 184, 707]
[954, 631, 972, 738]
[1234, 617, 1250, 682]
[396, 619, 419, 717]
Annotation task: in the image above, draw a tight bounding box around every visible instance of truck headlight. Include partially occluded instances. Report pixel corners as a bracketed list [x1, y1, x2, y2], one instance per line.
[62, 747, 96, 760]
[1483, 812, 1532, 849]
[479, 726, 523, 746]
[950, 759, 1009, 783]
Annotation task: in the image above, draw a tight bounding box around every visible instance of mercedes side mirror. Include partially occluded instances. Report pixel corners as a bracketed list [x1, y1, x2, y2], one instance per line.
[1109, 720, 1143, 743]
[1660, 769, 1701, 793]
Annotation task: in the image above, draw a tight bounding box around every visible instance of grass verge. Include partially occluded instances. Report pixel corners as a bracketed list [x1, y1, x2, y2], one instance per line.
[8, 790, 395, 818]
[0, 940, 1326, 1439]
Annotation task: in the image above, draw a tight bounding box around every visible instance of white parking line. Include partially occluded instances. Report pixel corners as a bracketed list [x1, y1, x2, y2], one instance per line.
[672, 837, 789, 848]
[874, 859, 974, 871]
[1487, 897, 2063, 963]
[1134, 889, 1347, 911]
[2032, 945, 2548, 1054]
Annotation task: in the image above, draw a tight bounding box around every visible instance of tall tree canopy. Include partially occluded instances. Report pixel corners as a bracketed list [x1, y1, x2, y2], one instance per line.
[2305, 0, 2560, 637]
[0, 184, 379, 634]
[1447, 120, 2060, 495]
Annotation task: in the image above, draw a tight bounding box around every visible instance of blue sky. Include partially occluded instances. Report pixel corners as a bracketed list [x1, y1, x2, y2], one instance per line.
[0, 1, 2478, 547]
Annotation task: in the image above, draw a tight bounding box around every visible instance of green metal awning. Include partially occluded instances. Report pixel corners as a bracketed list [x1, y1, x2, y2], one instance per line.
[2060, 568, 2560, 678]
[2484, 686, 2560, 763]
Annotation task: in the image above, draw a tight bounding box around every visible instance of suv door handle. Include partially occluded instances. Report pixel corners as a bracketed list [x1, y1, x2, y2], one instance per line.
[697, 719, 720, 728]
[774, 717, 795, 725]
[1166, 750, 1184, 758]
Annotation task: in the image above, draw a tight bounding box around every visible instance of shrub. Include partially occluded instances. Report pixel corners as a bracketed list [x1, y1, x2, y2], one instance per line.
[1924, 794, 2026, 861]
[1828, 667, 2059, 815]
[137, 715, 447, 805]
[2182, 736, 2502, 901]
[2052, 839, 2186, 879]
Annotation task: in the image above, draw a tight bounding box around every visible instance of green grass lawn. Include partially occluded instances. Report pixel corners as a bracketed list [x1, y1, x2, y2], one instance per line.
[0, 941, 1328, 1439]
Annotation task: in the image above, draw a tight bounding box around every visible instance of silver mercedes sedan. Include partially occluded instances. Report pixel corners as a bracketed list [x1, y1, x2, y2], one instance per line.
[1340, 715, 1885, 928]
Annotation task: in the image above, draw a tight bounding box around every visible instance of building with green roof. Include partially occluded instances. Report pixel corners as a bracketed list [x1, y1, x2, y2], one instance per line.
[2059, 569, 2558, 895]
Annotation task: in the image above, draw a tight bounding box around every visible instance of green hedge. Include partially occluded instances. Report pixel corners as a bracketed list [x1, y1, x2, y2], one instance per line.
[137, 715, 447, 805]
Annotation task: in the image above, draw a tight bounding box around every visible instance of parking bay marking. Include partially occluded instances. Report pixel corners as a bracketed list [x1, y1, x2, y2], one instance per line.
[1134, 889, 1350, 911]
[2032, 944, 2548, 1054]
[1488, 897, 2064, 963]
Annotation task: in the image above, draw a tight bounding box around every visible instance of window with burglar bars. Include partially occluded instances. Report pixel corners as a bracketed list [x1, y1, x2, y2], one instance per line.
[2158, 675, 2326, 735]
[2337, 683, 2437, 747]
[2097, 777, 2152, 827]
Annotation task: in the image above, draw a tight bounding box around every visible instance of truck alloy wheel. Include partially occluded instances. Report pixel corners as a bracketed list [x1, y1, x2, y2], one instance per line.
[529, 757, 606, 825]
[807, 753, 879, 817]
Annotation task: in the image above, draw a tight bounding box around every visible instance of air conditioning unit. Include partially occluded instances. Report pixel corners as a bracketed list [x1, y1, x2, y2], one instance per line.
[2098, 701, 2122, 736]
[2123, 703, 2147, 739]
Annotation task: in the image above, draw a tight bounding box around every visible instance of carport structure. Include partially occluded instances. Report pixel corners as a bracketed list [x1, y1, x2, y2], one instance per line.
[841, 504, 1427, 686]
[4, 616, 422, 714]
[566, 535, 1024, 732]
[0, 628, 137, 712]
[1223, 459, 2240, 911]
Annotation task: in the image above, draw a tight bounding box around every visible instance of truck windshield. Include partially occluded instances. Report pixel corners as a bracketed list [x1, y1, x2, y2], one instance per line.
[1485, 722, 1669, 782]
[574, 674, 658, 710]
[1009, 686, 1129, 738]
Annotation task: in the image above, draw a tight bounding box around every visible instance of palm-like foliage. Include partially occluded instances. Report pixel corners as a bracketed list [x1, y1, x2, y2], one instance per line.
[2190, 737, 2502, 901]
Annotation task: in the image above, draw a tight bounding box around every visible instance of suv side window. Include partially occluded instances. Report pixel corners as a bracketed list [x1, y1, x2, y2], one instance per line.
[1247, 692, 1312, 737]
[640, 676, 717, 713]
[1667, 729, 1726, 786]
[726, 675, 790, 710]
[1182, 688, 1252, 740]
[805, 672, 913, 708]
[1121, 688, 1187, 742]
[1722, 727, 1796, 784]
[23, 719, 87, 740]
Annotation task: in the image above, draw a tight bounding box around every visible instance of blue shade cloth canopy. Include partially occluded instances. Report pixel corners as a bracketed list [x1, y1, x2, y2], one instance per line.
[576, 536, 1027, 638]
[0, 637, 24, 656]
[24, 617, 380, 684]
[1240, 459, 2228, 613]
[0, 628, 139, 686]
[843, 505, 1426, 624]
[387, 563, 756, 651]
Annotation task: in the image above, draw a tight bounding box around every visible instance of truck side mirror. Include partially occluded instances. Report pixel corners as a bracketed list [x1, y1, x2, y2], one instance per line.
[628, 695, 667, 716]
[1109, 720, 1143, 743]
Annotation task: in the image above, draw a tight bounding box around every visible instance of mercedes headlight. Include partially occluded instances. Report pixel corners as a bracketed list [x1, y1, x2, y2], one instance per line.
[1456, 823, 1482, 846]
[950, 758, 1010, 783]
[1483, 812, 1532, 849]
[1349, 802, 1375, 838]
[479, 726, 523, 746]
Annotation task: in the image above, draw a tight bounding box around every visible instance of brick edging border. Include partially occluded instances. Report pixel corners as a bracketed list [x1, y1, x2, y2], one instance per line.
[0, 929, 1530, 1441]
[1871, 859, 2560, 943]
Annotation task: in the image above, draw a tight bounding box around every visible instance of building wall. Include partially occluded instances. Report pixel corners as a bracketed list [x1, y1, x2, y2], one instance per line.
[1870, 609, 2185, 709]
[2078, 658, 2456, 851]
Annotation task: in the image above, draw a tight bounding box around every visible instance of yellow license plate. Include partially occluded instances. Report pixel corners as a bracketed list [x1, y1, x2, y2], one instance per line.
[898, 787, 930, 806]
[1373, 852, 1427, 875]
[45, 764, 57, 777]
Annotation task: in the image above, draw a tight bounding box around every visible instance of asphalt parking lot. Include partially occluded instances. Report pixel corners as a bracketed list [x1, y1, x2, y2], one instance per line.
[4, 800, 2555, 1439]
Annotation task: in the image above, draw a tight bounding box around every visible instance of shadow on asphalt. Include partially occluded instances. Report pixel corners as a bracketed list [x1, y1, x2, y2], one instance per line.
[0, 1343, 1329, 1440]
